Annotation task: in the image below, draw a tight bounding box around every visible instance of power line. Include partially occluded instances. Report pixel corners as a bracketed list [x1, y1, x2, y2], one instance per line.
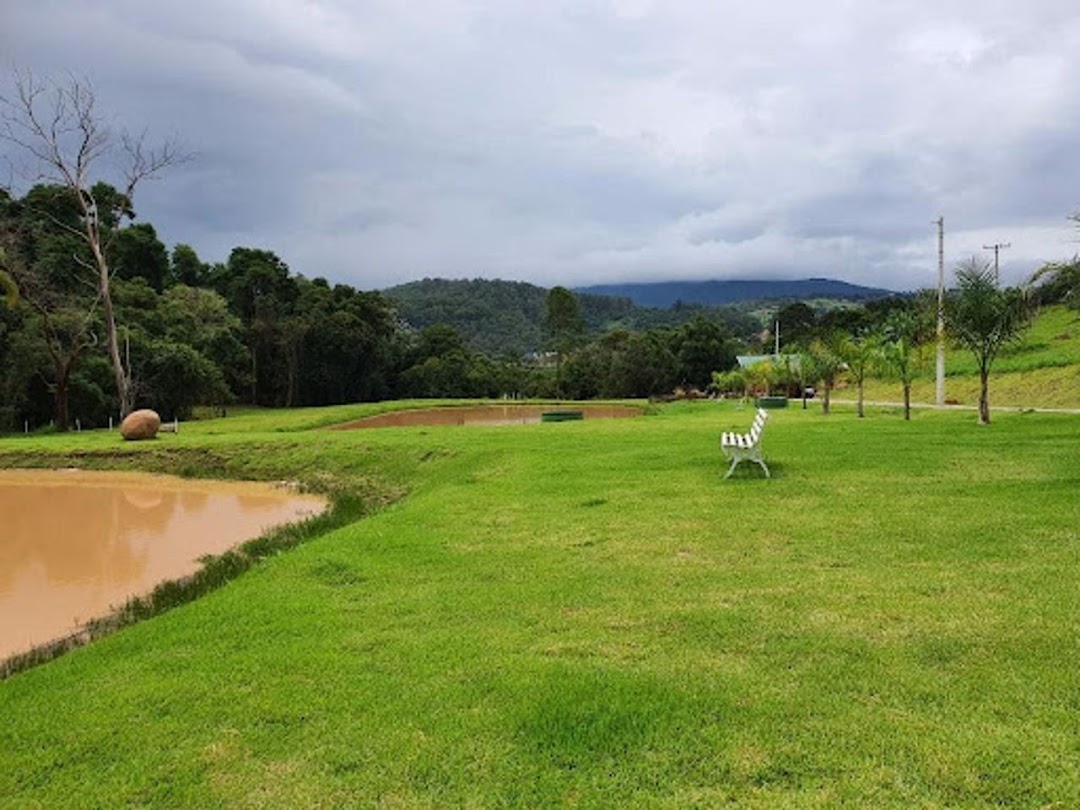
[982, 241, 1010, 285]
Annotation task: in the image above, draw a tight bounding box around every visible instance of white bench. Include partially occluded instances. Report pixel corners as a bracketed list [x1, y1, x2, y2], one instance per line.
[720, 408, 770, 479]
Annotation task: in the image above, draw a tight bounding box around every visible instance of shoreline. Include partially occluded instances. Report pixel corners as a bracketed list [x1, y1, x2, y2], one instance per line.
[0, 466, 353, 680]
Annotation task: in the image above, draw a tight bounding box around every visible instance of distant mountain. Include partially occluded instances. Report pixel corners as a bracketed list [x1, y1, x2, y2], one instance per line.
[574, 278, 898, 309]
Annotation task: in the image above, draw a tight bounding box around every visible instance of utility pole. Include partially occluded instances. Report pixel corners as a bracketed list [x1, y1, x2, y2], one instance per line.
[982, 241, 1010, 285]
[774, 319, 780, 356]
[935, 217, 945, 407]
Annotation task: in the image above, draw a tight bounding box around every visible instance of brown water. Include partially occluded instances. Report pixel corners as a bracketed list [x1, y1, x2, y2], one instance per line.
[0, 470, 326, 660]
[330, 404, 642, 429]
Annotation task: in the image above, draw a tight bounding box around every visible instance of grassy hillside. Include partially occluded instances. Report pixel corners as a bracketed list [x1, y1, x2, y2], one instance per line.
[942, 305, 1080, 376]
[2, 401, 1079, 807]
[853, 305, 1080, 409]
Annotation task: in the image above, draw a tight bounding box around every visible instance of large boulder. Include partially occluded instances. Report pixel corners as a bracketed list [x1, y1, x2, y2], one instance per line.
[120, 409, 161, 441]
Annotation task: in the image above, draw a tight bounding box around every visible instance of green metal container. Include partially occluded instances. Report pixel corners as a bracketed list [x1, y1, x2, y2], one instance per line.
[541, 410, 584, 422]
[754, 396, 789, 409]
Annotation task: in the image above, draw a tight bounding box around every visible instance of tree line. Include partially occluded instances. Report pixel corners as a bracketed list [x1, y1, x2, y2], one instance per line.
[2, 72, 1076, 432]
[0, 182, 759, 432]
[0, 184, 763, 432]
[2, 182, 1074, 432]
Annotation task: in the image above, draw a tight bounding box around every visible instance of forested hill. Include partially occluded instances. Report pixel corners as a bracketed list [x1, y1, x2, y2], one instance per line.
[383, 278, 760, 356]
[383, 278, 628, 356]
[575, 278, 898, 308]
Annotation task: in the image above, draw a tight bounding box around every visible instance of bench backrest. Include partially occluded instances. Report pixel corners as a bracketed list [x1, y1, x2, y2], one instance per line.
[749, 409, 768, 444]
[722, 408, 769, 449]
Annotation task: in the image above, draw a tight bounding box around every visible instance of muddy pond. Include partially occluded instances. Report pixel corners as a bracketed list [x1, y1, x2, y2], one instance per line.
[0, 469, 326, 660]
[330, 404, 643, 430]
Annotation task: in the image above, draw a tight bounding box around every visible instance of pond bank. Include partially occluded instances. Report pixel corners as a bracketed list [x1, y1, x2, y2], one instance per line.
[1, 469, 328, 663]
[0, 440, 400, 680]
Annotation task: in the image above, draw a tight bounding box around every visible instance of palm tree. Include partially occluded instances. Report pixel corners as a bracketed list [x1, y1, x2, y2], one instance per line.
[1029, 258, 1079, 311]
[878, 312, 921, 421]
[802, 336, 846, 415]
[836, 332, 880, 418]
[947, 258, 1031, 425]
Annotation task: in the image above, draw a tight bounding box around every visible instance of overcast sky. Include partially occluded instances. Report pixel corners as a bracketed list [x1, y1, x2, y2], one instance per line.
[4, 1, 1080, 291]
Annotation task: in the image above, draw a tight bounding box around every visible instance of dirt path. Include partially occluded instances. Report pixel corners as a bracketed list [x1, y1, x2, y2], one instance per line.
[829, 398, 1080, 415]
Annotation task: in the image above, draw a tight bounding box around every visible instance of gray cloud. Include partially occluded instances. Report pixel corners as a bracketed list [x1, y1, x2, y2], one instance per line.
[5, 1, 1080, 292]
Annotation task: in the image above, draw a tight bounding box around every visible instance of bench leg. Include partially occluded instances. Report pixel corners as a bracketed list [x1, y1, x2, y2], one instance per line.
[723, 449, 770, 480]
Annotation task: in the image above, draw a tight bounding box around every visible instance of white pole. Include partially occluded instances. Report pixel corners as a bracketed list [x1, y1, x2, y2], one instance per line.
[936, 216, 945, 407]
[774, 320, 780, 356]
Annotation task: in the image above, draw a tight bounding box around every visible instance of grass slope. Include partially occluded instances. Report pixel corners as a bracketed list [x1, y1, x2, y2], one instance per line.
[854, 305, 1080, 409]
[1, 403, 1079, 807]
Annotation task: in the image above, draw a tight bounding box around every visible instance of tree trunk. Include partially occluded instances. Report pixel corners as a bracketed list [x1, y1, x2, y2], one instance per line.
[250, 343, 258, 405]
[285, 341, 299, 408]
[822, 381, 832, 415]
[978, 368, 990, 425]
[53, 374, 71, 433]
[903, 384, 911, 421]
[89, 224, 132, 417]
[36, 311, 84, 433]
[857, 378, 865, 418]
[100, 286, 131, 417]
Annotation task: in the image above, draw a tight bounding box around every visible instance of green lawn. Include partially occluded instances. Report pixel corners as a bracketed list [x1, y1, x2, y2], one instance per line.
[2, 402, 1079, 808]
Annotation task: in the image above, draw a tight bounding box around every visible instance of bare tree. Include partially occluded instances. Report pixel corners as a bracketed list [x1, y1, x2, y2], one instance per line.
[0, 69, 186, 417]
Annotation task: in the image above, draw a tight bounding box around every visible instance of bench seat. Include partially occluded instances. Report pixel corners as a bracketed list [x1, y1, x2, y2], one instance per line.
[720, 408, 770, 479]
